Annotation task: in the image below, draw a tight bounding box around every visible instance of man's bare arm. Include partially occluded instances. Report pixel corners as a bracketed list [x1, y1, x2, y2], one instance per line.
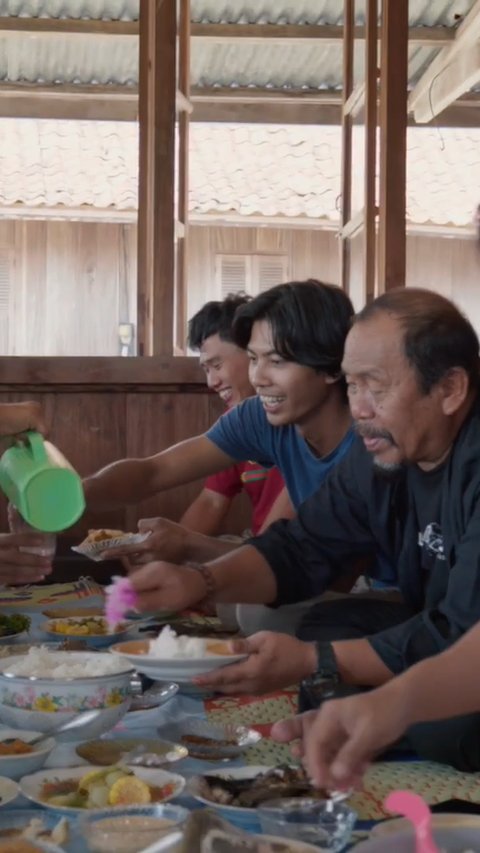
[332, 638, 395, 687]
[180, 488, 232, 535]
[258, 487, 295, 533]
[83, 435, 235, 511]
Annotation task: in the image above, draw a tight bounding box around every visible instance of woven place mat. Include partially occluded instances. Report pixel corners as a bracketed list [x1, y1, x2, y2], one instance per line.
[205, 691, 480, 821]
[0, 577, 105, 610]
[349, 761, 480, 820]
[205, 687, 300, 766]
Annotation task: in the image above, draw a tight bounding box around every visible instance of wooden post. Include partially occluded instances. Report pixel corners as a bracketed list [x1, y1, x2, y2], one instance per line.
[377, 0, 408, 291]
[137, 0, 176, 355]
[175, 0, 191, 353]
[364, 0, 378, 301]
[340, 0, 354, 294]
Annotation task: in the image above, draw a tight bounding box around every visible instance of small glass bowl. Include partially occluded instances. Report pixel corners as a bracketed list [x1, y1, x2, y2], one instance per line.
[158, 718, 262, 760]
[78, 803, 189, 853]
[258, 797, 357, 851]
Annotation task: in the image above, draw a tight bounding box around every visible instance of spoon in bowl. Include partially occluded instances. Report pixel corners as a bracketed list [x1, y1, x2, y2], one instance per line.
[0, 709, 102, 749]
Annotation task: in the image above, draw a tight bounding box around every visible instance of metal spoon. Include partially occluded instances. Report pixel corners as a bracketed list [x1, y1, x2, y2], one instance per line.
[0, 709, 102, 749]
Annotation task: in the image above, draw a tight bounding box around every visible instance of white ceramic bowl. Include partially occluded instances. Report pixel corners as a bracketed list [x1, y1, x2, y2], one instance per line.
[0, 776, 19, 808]
[0, 728, 55, 780]
[110, 638, 247, 683]
[0, 651, 134, 739]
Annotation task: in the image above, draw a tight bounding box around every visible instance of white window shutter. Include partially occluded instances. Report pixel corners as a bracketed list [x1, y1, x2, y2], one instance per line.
[256, 255, 289, 292]
[216, 255, 249, 298]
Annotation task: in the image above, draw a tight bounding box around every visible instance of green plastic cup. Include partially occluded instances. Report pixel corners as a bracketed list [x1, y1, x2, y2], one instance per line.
[0, 431, 85, 532]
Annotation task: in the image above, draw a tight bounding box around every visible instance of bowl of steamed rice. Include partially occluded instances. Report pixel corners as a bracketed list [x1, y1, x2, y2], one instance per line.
[0, 648, 134, 738]
[110, 625, 247, 682]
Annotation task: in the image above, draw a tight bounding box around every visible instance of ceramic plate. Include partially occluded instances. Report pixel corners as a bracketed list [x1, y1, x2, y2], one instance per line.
[110, 639, 247, 682]
[20, 765, 186, 815]
[75, 737, 187, 766]
[0, 776, 19, 809]
[189, 766, 272, 830]
[0, 808, 71, 851]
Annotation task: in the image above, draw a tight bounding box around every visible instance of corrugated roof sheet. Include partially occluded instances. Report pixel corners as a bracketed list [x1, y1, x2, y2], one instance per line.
[0, 118, 478, 229]
[0, 0, 473, 26]
[0, 0, 473, 91]
[0, 1, 138, 20]
[0, 32, 137, 84]
[191, 41, 441, 90]
[191, 0, 474, 27]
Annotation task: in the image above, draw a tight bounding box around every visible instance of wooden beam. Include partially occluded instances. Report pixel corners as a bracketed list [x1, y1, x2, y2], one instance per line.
[0, 356, 204, 386]
[1, 82, 480, 126]
[0, 83, 138, 121]
[190, 23, 454, 47]
[364, 0, 378, 302]
[0, 18, 455, 46]
[343, 83, 366, 118]
[137, 0, 176, 357]
[409, 0, 480, 122]
[175, 0, 191, 354]
[411, 44, 480, 123]
[377, 0, 408, 292]
[0, 16, 137, 34]
[340, 0, 354, 294]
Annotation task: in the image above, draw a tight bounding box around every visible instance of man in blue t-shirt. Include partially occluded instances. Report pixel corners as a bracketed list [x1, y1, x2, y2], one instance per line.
[85, 279, 356, 533]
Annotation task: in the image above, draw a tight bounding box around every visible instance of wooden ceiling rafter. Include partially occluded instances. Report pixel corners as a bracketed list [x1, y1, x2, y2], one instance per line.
[409, 0, 480, 122]
[1, 83, 480, 126]
[0, 17, 455, 47]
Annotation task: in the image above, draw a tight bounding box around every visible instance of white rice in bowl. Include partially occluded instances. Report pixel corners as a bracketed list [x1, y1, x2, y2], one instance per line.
[1, 647, 131, 679]
[149, 625, 207, 659]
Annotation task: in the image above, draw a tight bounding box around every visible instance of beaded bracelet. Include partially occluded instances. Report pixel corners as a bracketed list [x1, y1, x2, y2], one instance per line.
[185, 561, 217, 607]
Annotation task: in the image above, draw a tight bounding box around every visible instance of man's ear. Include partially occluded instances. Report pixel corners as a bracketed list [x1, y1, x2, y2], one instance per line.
[440, 367, 470, 415]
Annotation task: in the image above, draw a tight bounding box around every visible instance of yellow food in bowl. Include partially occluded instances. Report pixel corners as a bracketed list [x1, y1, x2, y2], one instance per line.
[48, 618, 119, 637]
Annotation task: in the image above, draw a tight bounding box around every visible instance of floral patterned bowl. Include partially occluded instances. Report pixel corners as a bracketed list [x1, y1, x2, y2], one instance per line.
[0, 652, 134, 739]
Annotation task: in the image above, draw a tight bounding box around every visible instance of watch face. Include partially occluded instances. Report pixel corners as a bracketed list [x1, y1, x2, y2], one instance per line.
[301, 677, 337, 709]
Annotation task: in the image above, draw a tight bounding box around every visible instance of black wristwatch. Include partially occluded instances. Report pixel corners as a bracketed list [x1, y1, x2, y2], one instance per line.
[301, 641, 340, 705]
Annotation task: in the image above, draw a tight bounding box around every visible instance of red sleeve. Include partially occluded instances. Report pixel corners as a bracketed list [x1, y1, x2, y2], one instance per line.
[204, 466, 243, 499]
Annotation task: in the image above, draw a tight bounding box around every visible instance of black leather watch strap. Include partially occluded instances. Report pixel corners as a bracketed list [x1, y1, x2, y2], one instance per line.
[313, 640, 340, 681]
[301, 641, 340, 705]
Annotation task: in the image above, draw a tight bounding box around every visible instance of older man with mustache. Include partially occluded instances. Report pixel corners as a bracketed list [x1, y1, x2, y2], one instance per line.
[128, 288, 480, 770]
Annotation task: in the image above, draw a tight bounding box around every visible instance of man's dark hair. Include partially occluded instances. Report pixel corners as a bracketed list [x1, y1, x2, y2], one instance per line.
[187, 293, 251, 350]
[232, 279, 354, 378]
[354, 287, 480, 394]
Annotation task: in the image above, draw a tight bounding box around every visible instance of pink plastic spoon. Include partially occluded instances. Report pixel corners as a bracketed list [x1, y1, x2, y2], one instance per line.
[384, 790, 440, 853]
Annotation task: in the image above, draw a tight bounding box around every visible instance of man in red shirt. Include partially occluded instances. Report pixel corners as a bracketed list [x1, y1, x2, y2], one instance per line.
[180, 294, 292, 538]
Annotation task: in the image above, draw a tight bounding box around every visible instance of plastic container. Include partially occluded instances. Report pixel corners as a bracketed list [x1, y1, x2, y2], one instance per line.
[258, 797, 357, 851]
[0, 431, 85, 532]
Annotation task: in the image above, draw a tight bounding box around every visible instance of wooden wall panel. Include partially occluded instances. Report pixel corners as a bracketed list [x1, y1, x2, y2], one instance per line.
[0, 386, 235, 538]
[2, 220, 137, 357]
[449, 238, 480, 328]
[123, 391, 213, 529]
[288, 229, 340, 284]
